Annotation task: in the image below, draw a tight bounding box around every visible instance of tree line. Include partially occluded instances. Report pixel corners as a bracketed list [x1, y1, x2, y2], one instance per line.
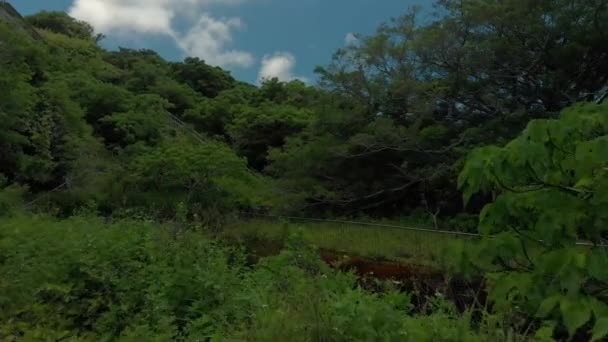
[1, 0, 607, 223]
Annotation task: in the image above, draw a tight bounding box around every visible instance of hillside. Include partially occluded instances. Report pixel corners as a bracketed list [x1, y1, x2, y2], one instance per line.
[0, 2, 42, 39]
[1, 1, 608, 340]
[2, 4, 608, 220]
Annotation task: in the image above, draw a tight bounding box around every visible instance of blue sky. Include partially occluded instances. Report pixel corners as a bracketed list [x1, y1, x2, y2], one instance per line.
[14, 0, 426, 84]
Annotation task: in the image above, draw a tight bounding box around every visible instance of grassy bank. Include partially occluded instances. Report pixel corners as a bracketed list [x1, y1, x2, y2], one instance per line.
[222, 218, 478, 267]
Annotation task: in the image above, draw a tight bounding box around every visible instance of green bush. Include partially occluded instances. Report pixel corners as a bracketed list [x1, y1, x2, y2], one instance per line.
[0, 183, 26, 216]
[0, 216, 492, 341]
[0, 216, 246, 340]
[445, 213, 479, 233]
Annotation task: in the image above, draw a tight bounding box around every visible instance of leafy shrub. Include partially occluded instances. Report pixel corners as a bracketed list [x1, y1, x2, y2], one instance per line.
[26, 11, 96, 40]
[446, 213, 479, 233]
[0, 216, 246, 340]
[459, 103, 608, 340]
[116, 139, 269, 220]
[0, 182, 26, 216]
[0, 216, 492, 341]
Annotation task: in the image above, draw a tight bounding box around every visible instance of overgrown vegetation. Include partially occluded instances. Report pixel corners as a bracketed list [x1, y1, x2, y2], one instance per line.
[0, 216, 493, 341]
[1, 0, 608, 340]
[222, 218, 473, 267]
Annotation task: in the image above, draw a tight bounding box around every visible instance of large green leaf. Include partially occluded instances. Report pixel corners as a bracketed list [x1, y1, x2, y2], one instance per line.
[560, 297, 591, 337]
[592, 317, 608, 342]
[536, 296, 560, 318]
[459, 103, 608, 337]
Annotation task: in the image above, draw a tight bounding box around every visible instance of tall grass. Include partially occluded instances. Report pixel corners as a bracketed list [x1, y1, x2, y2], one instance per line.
[222, 218, 479, 267]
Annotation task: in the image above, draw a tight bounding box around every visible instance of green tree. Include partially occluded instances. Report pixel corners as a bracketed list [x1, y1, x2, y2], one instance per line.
[26, 11, 99, 41]
[180, 83, 258, 139]
[171, 57, 236, 98]
[0, 23, 38, 184]
[99, 94, 174, 149]
[458, 102, 608, 340]
[422, 0, 608, 116]
[118, 139, 266, 218]
[229, 103, 313, 171]
[0, 23, 100, 190]
[269, 0, 608, 216]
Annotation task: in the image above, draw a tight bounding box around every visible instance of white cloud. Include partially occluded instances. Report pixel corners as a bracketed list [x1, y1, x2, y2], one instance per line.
[69, 0, 173, 35]
[345, 32, 358, 46]
[258, 52, 307, 83]
[68, 0, 253, 68]
[175, 15, 254, 67]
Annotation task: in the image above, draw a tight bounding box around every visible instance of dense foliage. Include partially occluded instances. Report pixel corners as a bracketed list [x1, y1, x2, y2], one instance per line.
[3, 1, 606, 219]
[458, 103, 608, 340]
[269, 0, 608, 215]
[0, 216, 492, 341]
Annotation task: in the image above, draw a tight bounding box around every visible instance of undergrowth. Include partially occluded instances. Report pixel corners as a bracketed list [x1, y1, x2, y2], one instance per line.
[221, 219, 474, 268]
[0, 215, 503, 341]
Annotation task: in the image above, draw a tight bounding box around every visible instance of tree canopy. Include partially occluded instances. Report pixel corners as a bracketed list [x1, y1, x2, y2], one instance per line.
[1, 0, 606, 220]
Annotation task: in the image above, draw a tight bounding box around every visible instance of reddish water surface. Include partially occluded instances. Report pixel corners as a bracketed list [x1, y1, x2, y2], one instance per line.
[319, 248, 485, 311]
[231, 236, 485, 311]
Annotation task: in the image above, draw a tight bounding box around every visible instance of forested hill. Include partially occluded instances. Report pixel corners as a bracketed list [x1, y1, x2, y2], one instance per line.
[1, 1, 607, 222]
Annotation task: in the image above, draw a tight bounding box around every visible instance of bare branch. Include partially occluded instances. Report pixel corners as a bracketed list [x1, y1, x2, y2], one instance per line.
[338, 132, 467, 159]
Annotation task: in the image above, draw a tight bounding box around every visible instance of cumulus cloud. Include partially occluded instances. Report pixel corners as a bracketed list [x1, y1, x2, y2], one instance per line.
[68, 0, 253, 68]
[258, 52, 307, 83]
[345, 32, 358, 46]
[69, 0, 173, 35]
[176, 15, 254, 67]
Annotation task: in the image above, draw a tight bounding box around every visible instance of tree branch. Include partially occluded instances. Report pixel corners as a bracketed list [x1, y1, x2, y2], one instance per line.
[338, 133, 467, 159]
